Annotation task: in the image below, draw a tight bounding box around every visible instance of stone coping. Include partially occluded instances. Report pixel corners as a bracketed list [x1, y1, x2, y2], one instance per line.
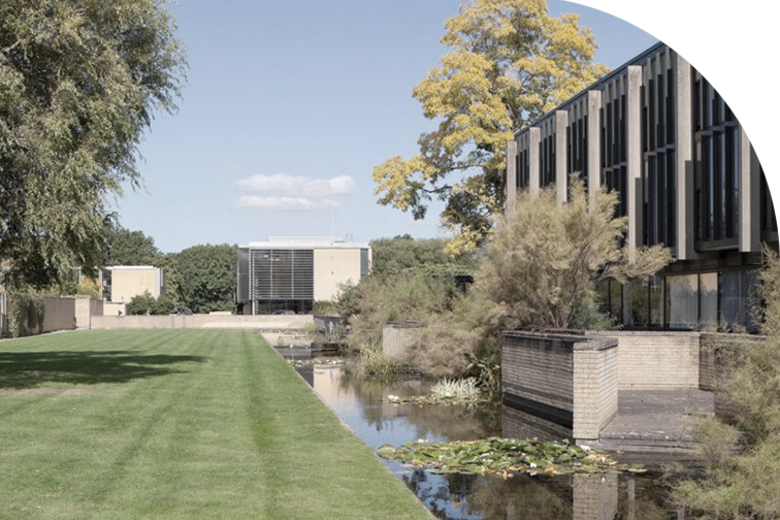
[502, 331, 617, 351]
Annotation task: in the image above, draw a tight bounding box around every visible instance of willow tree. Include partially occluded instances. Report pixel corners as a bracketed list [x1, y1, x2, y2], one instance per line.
[373, 0, 609, 254]
[0, 0, 186, 287]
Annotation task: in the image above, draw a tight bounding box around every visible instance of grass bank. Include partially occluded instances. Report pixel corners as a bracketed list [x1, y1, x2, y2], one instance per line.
[0, 329, 430, 519]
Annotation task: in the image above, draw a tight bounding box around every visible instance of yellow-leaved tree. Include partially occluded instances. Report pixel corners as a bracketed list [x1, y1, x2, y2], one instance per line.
[373, 0, 609, 255]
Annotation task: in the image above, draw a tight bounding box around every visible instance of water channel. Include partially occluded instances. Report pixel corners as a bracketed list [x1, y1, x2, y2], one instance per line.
[284, 351, 684, 520]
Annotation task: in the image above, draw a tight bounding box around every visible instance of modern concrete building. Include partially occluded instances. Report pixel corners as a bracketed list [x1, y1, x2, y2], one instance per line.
[236, 237, 371, 315]
[108, 266, 166, 304]
[506, 42, 777, 331]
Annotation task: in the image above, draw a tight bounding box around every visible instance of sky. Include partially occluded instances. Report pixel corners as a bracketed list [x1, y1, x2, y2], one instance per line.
[116, 0, 658, 253]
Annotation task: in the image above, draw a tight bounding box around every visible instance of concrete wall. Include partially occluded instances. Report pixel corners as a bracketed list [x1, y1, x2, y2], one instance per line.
[103, 301, 127, 316]
[313, 249, 362, 301]
[111, 267, 163, 302]
[501, 332, 619, 442]
[588, 331, 700, 390]
[91, 314, 313, 330]
[382, 321, 423, 363]
[40, 297, 77, 333]
[74, 298, 103, 329]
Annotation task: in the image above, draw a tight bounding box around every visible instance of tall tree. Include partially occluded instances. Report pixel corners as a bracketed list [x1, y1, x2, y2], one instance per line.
[373, 0, 608, 254]
[0, 0, 186, 288]
[105, 225, 161, 266]
[175, 244, 237, 314]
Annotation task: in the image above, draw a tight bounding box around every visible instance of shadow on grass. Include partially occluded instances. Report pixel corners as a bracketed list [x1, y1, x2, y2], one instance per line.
[0, 350, 208, 389]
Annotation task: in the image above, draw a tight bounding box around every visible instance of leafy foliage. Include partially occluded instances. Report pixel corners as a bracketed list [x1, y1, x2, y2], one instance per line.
[175, 244, 237, 313]
[127, 291, 175, 315]
[369, 235, 473, 279]
[373, 0, 609, 254]
[6, 291, 45, 337]
[0, 0, 186, 287]
[105, 225, 162, 266]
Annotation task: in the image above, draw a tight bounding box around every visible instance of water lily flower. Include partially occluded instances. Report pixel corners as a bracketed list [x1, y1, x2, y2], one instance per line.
[529, 462, 537, 468]
[580, 445, 591, 452]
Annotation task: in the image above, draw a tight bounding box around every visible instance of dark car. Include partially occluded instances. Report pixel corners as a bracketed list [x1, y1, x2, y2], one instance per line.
[170, 305, 193, 315]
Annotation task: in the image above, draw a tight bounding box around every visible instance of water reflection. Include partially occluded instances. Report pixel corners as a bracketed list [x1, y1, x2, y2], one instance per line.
[295, 362, 677, 520]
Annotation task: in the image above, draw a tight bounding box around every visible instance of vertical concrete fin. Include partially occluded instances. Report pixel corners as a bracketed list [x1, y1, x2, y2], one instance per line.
[627, 65, 643, 264]
[529, 127, 541, 199]
[675, 52, 695, 260]
[555, 110, 569, 205]
[587, 90, 602, 210]
[740, 126, 761, 252]
[506, 140, 518, 217]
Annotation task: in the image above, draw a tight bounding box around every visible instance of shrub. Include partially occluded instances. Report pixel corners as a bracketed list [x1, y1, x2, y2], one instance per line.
[356, 345, 397, 378]
[431, 378, 481, 401]
[128, 292, 175, 315]
[6, 291, 45, 337]
[476, 177, 671, 330]
[345, 272, 458, 352]
[674, 248, 780, 518]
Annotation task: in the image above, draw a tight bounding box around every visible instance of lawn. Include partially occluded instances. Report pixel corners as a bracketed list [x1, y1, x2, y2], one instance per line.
[0, 329, 431, 519]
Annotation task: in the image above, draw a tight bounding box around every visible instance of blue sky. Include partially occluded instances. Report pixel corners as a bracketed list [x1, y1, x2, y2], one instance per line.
[116, 0, 657, 253]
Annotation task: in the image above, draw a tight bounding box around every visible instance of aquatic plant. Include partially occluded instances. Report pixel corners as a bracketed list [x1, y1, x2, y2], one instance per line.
[377, 437, 646, 477]
[431, 378, 481, 400]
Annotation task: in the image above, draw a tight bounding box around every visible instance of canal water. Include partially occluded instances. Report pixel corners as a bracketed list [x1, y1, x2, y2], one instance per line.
[291, 358, 682, 519]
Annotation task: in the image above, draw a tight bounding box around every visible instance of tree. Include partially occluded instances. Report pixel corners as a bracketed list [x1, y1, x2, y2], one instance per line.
[369, 235, 473, 279]
[373, 0, 608, 255]
[0, 0, 186, 288]
[105, 225, 161, 266]
[475, 178, 672, 330]
[175, 244, 237, 314]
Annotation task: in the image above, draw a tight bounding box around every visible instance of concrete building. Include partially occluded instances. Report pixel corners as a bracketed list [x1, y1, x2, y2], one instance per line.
[506, 42, 777, 331]
[109, 266, 166, 303]
[236, 237, 371, 315]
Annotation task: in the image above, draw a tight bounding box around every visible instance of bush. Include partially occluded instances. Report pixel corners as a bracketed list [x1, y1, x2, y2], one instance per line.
[128, 292, 176, 315]
[674, 248, 780, 518]
[6, 291, 45, 337]
[345, 272, 459, 352]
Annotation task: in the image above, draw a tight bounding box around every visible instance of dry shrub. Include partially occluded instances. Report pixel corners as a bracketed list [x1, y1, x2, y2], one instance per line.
[407, 294, 505, 379]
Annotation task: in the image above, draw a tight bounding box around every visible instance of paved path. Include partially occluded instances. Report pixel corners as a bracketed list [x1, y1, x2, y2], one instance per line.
[599, 389, 714, 456]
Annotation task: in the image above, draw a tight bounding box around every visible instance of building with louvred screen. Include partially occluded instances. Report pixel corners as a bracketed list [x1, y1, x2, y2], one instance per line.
[237, 237, 371, 315]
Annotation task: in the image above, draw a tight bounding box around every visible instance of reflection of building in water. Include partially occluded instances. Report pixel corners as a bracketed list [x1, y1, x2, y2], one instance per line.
[505, 42, 778, 332]
[502, 404, 571, 441]
[572, 473, 618, 520]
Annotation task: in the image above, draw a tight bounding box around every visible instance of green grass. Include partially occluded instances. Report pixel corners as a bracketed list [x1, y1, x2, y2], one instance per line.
[0, 329, 431, 519]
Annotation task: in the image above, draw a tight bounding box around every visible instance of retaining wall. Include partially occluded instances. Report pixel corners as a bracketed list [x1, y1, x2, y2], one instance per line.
[587, 331, 700, 390]
[501, 332, 618, 442]
[90, 314, 313, 330]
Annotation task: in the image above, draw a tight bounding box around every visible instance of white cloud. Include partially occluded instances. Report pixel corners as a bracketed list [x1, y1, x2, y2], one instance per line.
[235, 196, 341, 212]
[234, 173, 357, 197]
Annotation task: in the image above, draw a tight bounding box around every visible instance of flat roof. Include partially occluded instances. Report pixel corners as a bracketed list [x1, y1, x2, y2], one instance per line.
[107, 265, 160, 270]
[242, 236, 370, 250]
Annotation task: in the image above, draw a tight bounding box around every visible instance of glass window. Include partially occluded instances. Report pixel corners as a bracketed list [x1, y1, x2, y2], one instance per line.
[700, 273, 718, 328]
[626, 279, 649, 328]
[649, 277, 664, 327]
[666, 274, 698, 329]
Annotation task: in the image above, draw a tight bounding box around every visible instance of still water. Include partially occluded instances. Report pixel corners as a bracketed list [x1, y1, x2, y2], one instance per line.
[293, 360, 682, 520]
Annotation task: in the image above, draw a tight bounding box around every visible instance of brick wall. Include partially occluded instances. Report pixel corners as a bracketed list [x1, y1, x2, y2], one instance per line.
[588, 331, 700, 390]
[501, 403, 572, 441]
[502, 332, 618, 442]
[573, 340, 619, 441]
